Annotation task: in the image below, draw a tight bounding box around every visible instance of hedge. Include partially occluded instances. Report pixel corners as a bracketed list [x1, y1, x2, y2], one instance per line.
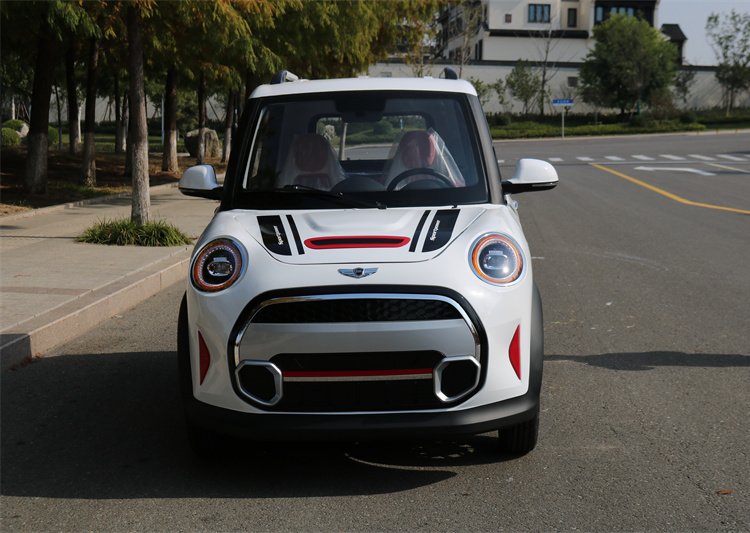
[2, 127, 20, 147]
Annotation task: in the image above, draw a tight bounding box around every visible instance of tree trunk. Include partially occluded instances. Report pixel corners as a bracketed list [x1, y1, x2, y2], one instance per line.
[54, 85, 63, 151]
[81, 37, 100, 187]
[221, 90, 233, 163]
[197, 71, 206, 164]
[128, 5, 150, 226]
[25, 25, 55, 195]
[161, 67, 179, 172]
[66, 41, 81, 155]
[124, 97, 133, 177]
[114, 75, 123, 153]
[118, 91, 129, 154]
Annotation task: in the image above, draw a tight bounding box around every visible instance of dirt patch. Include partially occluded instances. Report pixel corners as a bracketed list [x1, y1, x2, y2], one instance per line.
[0, 147, 227, 213]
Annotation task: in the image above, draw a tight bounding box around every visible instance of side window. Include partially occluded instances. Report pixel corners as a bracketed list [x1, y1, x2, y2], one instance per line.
[244, 106, 283, 189]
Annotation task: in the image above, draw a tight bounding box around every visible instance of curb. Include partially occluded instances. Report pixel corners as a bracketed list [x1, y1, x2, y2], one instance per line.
[0, 249, 190, 370]
[1, 182, 180, 223]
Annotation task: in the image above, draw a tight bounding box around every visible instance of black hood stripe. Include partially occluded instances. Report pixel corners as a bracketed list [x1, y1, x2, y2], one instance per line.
[409, 210, 431, 252]
[286, 215, 304, 255]
[258, 215, 292, 256]
[422, 209, 460, 252]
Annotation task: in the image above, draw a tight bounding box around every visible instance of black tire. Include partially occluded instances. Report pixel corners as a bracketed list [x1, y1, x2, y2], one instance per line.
[498, 413, 539, 454]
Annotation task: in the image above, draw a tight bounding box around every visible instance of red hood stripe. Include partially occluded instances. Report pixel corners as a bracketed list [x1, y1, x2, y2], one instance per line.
[304, 236, 410, 249]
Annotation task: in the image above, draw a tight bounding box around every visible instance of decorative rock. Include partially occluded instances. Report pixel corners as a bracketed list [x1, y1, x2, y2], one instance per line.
[184, 128, 222, 158]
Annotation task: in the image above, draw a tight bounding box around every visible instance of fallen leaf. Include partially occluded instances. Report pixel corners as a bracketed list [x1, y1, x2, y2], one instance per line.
[716, 489, 733, 495]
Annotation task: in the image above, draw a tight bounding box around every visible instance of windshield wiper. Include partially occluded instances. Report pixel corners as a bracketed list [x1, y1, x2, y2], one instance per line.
[274, 185, 386, 209]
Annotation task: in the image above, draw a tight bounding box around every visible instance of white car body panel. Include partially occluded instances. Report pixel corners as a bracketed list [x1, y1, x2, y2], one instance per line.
[186, 203, 532, 414]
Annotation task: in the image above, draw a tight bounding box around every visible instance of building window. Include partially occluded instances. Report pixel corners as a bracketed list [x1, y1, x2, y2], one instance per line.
[505, 13, 512, 23]
[595, 5, 638, 24]
[528, 4, 551, 23]
[567, 76, 579, 88]
[567, 8, 577, 28]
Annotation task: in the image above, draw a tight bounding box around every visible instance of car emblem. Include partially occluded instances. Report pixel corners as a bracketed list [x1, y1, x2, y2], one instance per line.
[338, 267, 378, 279]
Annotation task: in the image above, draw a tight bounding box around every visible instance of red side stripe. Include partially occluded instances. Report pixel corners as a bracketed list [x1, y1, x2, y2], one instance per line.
[509, 325, 521, 379]
[198, 331, 211, 385]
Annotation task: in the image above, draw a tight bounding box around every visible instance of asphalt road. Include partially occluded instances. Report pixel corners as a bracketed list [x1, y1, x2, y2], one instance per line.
[2, 132, 749, 531]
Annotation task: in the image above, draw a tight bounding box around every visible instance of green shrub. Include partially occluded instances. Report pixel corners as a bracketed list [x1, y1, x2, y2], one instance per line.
[373, 119, 393, 135]
[2, 119, 26, 132]
[48, 126, 59, 145]
[78, 218, 193, 246]
[628, 114, 651, 128]
[2, 127, 20, 147]
[679, 111, 697, 124]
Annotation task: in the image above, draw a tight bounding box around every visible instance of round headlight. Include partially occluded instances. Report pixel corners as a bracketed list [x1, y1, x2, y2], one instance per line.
[470, 233, 523, 285]
[191, 238, 244, 292]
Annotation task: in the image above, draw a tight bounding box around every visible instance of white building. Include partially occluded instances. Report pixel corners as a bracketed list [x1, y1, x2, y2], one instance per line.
[369, 0, 739, 113]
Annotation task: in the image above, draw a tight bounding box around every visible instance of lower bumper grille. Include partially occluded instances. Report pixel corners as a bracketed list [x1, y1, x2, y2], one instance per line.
[233, 291, 483, 412]
[268, 351, 443, 412]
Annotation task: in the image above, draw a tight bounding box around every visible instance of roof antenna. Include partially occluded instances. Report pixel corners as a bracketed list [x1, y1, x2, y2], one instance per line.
[440, 67, 459, 80]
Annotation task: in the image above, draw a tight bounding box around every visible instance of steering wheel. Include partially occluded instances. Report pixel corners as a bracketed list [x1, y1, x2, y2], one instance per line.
[387, 168, 453, 191]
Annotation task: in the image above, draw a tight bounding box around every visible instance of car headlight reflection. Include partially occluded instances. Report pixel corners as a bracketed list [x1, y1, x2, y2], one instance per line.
[470, 233, 523, 285]
[191, 238, 245, 292]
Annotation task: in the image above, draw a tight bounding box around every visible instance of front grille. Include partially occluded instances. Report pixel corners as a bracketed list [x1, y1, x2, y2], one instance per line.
[233, 291, 484, 412]
[276, 379, 439, 412]
[268, 351, 444, 412]
[252, 298, 462, 323]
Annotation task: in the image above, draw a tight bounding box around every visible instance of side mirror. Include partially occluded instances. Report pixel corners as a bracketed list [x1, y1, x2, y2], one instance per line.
[179, 165, 223, 200]
[501, 158, 558, 194]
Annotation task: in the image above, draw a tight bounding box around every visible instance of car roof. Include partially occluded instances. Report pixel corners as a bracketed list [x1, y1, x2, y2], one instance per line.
[250, 77, 478, 99]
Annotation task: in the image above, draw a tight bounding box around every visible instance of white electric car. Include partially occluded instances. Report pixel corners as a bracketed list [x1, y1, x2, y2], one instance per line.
[177, 70, 558, 456]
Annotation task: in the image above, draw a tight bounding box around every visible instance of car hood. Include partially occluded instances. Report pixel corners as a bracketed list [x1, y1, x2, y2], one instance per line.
[232, 207, 486, 265]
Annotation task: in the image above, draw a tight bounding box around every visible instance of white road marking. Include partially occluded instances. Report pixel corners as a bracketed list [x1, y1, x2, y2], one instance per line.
[660, 154, 686, 160]
[497, 159, 505, 164]
[688, 154, 716, 161]
[634, 166, 716, 176]
[577, 156, 594, 161]
[717, 154, 748, 161]
[548, 157, 563, 162]
[605, 156, 624, 161]
[633, 155, 655, 160]
[706, 162, 750, 174]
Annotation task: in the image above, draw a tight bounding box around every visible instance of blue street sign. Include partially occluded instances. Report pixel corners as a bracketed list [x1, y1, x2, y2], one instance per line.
[552, 98, 574, 106]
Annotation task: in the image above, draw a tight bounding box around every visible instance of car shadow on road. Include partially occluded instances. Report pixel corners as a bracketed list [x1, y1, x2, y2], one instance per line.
[1, 350, 516, 500]
[547, 351, 750, 371]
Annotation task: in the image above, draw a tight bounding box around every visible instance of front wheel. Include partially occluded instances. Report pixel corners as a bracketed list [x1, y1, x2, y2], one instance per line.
[498, 413, 539, 455]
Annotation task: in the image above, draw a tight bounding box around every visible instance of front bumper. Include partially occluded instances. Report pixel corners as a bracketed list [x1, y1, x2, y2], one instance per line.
[184, 386, 539, 442]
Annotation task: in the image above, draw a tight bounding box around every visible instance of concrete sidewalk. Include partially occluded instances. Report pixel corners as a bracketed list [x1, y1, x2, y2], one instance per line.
[0, 184, 219, 369]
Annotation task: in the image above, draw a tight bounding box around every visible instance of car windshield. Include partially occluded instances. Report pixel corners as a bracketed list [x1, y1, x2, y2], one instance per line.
[234, 91, 488, 209]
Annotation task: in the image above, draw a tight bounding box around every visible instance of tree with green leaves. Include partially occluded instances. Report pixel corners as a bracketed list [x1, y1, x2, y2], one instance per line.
[580, 14, 677, 115]
[706, 10, 750, 115]
[673, 66, 696, 108]
[468, 78, 491, 106]
[492, 78, 507, 112]
[1, 1, 93, 194]
[506, 61, 540, 116]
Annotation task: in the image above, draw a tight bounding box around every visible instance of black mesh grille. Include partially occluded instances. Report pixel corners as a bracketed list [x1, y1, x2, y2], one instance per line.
[252, 298, 461, 323]
[268, 351, 444, 412]
[275, 380, 441, 412]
